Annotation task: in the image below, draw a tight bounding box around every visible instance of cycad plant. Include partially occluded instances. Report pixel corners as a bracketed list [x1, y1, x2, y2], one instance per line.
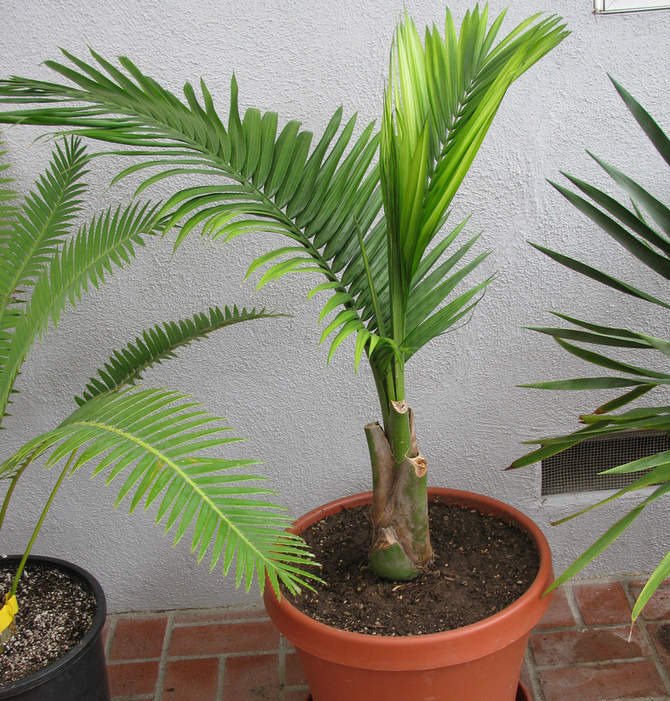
[510, 79, 670, 622]
[0, 135, 317, 634]
[0, 5, 567, 581]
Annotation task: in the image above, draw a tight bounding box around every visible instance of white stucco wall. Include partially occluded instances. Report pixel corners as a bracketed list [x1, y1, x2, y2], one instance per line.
[1, 0, 669, 613]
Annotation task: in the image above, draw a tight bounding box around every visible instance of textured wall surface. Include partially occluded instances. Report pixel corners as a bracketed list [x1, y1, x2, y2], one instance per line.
[1, 1, 669, 612]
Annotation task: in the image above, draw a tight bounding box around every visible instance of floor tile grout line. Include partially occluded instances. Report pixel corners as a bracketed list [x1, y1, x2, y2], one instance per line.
[216, 653, 226, 701]
[152, 612, 173, 701]
[278, 634, 289, 700]
[638, 618, 670, 696]
[105, 615, 117, 659]
[171, 617, 270, 628]
[107, 657, 162, 666]
[163, 648, 282, 661]
[524, 644, 545, 701]
[534, 655, 660, 670]
[534, 620, 664, 633]
[106, 648, 283, 667]
[562, 583, 585, 628]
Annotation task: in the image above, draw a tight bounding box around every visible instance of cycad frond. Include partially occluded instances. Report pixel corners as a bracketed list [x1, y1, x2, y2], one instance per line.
[76, 305, 288, 405]
[0, 200, 162, 426]
[1, 388, 318, 595]
[0, 140, 17, 237]
[0, 137, 89, 395]
[0, 137, 88, 317]
[0, 142, 18, 385]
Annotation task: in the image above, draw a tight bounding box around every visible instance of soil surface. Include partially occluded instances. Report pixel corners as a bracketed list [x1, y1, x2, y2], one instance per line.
[288, 498, 539, 636]
[0, 561, 96, 685]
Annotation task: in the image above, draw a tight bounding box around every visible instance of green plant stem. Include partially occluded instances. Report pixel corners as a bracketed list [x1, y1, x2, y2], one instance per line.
[0, 449, 41, 535]
[366, 401, 432, 580]
[10, 451, 75, 596]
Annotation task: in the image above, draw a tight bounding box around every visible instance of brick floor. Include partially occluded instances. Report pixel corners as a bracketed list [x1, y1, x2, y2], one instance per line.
[105, 577, 670, 700]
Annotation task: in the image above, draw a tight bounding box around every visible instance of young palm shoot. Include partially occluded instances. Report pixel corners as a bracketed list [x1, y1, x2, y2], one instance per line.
[0, 5, 568, 581]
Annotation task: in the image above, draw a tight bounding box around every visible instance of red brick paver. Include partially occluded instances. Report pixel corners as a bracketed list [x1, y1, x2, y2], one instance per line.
[105, 579, 670, 700]
[107, 660, 160, 697]
[162, 658, 220, 700]
[538, 661, 666, 701]
[221, 654, 280, 700]
[534, 587, 575, 630]
[573, 582, 632, 625]
[109, 616, 167, 661]
[531, 626, 650, 667]
[169, 620, 279, 657]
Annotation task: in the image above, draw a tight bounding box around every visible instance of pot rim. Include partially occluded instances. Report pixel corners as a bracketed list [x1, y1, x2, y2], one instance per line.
[0, 554, 107, 696]
[264, 488, 554, 670]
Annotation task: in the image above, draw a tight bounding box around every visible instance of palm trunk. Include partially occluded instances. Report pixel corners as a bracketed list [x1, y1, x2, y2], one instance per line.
[365, 400, 433, 580]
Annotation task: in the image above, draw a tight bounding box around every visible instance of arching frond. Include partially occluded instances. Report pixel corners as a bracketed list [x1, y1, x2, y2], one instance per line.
[0, 137, 89, 318]
[0, 8, 567, 402]
[1, 388, 318, 595]
[0, 141, 18, 389]
[0, 200, 162, 426]
[0, 137, 89, 395]
[76, 305, 288, 405]
[512, 81, 670, 622]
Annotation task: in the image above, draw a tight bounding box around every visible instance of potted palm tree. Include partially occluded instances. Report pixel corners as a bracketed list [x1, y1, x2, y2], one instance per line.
[0, 5, 568, 699]
[0, 136, 314, 699]
[510, 78, 670, 625]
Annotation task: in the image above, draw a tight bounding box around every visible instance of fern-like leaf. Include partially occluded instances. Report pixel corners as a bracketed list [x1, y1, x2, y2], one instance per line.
[0, 200, 162, 426]
[0, 388, 318, 595]
[76, 305, 288, 405]
[0, 136, 88, 316]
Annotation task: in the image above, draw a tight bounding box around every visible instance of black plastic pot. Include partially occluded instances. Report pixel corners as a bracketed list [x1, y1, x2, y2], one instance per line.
[0, 556, 110, 701]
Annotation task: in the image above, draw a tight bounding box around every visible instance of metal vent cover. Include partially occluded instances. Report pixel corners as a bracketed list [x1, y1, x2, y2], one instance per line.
[541, 429, 670, 496]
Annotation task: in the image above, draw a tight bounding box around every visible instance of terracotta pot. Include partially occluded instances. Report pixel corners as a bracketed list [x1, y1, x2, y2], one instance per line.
[264, 488, 552, 701]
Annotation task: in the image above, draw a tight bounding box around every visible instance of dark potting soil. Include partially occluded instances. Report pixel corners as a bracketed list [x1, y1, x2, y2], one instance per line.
[288, 498, 540, 636]
[0, 561, 96, 685]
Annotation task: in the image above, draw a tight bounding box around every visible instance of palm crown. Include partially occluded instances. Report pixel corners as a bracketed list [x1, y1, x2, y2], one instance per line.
[0, 5, 568, 580]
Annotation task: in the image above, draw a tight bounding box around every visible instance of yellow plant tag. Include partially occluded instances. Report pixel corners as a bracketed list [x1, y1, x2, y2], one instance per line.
[0, 594, 18, 634]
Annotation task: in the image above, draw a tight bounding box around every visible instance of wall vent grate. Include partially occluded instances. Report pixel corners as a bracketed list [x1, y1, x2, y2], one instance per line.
[541, 429, 670, 496]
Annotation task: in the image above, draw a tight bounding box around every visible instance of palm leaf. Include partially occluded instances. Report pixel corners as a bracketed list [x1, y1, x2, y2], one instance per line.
[519, 82, 670, 620]
[0, 388, 318, 596]
[0, 200, 162, 426]
[0, 9, 567, 380]
[0, 137, 89, 318]
[76, 305, 287, 405]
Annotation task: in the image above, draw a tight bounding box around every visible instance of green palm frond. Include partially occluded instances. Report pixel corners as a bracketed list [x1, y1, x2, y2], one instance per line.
[0, 137, 89, 318]
[380, 7, 568, 371]
[0, 141, 18, 390]
[0, 139, 16, 236]
[513, 79, 670, 621]
[0, 137, 88, 397]
[0, 60, 383, 360]
[76, 305, 288, 405]
[1, 388, 318, 595]
[0, 6, 567, 384]
[0, 199, 162, 426]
